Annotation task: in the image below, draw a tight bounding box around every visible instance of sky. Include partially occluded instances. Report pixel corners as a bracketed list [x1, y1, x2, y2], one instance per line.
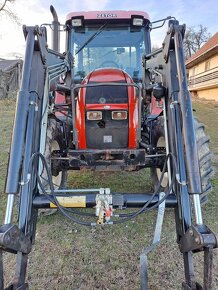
[0, 0, 218, 58]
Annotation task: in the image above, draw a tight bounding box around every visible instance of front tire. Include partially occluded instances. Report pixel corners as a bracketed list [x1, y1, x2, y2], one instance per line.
[42, 117, 67, 190]
[150, 116, 168, 191]
[39, 118, 67, 216]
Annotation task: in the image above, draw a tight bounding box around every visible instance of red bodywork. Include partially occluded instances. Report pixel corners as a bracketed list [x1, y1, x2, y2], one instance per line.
[150, 96, 163, 116]
[76, 68, 138, 149]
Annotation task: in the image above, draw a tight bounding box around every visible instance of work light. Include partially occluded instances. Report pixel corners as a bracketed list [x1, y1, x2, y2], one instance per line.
[72, 18, 83, 27]
[132, 17, 144, 26]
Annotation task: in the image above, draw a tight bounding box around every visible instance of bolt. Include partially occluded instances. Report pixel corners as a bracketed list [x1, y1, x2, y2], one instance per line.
[4, 234, 10, 244]
[189, 229, 194, 236]
[195, 237, 201, 245]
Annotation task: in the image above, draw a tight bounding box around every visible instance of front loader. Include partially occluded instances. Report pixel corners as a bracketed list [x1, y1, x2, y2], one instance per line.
[0, 6, 217, 289]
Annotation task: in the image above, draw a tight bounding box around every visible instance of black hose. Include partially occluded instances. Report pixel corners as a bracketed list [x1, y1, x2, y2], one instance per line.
[27, 152, 177, 226]
[29, 153, 94, 226]
[112, 153, 177, 224]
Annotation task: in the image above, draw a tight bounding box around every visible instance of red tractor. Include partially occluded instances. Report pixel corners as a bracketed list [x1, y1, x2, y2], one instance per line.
[0, 6, 216, 289]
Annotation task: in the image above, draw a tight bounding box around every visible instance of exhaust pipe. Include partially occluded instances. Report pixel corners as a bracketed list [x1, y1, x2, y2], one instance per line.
[50, 5, 60, 52]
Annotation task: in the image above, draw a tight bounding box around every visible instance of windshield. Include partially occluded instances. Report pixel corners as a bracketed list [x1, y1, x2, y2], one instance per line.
[71, 23, 146, 81]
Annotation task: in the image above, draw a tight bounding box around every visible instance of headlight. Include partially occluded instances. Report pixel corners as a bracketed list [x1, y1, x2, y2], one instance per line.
[112, 111, 127, 120]
[87, 111, 102, 120]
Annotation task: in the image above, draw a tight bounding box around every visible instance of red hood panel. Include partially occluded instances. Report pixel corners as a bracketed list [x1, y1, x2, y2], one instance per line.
[85, 68, 127, 83]
[77, 68, 138, 149]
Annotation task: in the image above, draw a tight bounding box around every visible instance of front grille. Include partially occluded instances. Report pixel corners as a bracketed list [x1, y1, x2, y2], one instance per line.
[86, 110, 128, 149]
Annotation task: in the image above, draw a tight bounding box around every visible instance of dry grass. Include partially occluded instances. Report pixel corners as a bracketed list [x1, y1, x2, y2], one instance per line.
[0, 97, 217, 290]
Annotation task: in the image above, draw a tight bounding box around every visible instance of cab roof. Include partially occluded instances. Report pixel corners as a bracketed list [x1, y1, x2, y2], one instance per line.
[66, 10, 150, 22]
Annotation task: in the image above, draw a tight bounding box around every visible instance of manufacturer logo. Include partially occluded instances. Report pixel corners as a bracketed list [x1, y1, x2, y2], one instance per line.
[97, 13, 117, 18]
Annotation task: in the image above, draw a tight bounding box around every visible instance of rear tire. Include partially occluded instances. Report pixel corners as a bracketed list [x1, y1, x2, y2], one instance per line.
[194, 118, 213, 202]
[150, 116, 213, 201]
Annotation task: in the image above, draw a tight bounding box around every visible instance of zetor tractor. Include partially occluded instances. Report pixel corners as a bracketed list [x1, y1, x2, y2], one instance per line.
[0, 6, 217, 290]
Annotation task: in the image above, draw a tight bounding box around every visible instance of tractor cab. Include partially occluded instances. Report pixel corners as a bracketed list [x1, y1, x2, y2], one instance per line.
[56, 11, 153, 165]
[66, 11, 151, 83]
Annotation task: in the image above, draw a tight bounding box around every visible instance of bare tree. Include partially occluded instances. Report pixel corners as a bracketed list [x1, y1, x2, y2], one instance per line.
[184, 25, 211, 59]
[0, 0, 20, 24]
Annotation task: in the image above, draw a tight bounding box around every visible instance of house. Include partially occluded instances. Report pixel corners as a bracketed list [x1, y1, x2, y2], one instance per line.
[186, 32, 218, 101]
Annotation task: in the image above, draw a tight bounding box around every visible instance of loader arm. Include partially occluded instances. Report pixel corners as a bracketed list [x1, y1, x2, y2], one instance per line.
[0, 25, 69, 289]
[144, 20, 217, 289]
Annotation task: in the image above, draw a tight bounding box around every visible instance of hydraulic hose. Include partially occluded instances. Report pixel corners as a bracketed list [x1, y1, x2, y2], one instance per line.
[27, 152, 177, 226]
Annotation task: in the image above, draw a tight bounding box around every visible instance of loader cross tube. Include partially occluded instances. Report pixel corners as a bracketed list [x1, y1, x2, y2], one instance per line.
[32, 192, 178, 209]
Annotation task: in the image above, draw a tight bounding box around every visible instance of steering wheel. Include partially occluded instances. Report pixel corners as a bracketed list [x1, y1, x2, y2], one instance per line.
[99, 61, 119, 68]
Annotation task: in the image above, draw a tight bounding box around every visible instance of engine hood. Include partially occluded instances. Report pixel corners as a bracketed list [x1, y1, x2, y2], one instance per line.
[76, 67, 138, 150]
[83, 68, 131, 84]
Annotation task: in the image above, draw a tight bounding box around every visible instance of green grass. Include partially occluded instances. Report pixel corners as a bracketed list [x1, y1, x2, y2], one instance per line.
[193, 98, 218, 156]
[0, 98, 15, 222]
[0, 97, 218, 290]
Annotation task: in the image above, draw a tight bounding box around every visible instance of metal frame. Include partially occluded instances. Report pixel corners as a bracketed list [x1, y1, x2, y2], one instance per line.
[160, 20, 217, 289]
[51, 148, 166, 171]
[0, 17, 217, 290]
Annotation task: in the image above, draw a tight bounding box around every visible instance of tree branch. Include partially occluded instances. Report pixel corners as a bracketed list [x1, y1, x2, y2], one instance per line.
[0, 0, 7, 11]
[0, 0, 20, 25]
[3, 5, 21, 25]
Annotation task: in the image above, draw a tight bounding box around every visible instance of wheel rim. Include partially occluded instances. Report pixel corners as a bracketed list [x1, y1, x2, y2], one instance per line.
[51, 140, 62, 189]
[156, 136, 168, 188]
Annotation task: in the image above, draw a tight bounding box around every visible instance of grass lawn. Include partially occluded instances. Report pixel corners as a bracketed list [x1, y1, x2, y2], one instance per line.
[0, 96, 217, 290]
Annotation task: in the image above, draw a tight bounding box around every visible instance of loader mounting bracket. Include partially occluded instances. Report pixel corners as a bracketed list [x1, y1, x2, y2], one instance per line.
[179, 224, 217, 253]
[180, 225, 217, 290]
[182, 281, 203, 290]
[0, 224, 31, 254]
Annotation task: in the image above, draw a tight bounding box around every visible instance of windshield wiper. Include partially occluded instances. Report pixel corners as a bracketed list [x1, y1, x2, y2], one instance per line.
[76, 23, 107, 55]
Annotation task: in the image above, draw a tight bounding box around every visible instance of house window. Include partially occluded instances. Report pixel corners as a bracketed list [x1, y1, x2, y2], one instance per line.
[205, 60, 210, 71]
